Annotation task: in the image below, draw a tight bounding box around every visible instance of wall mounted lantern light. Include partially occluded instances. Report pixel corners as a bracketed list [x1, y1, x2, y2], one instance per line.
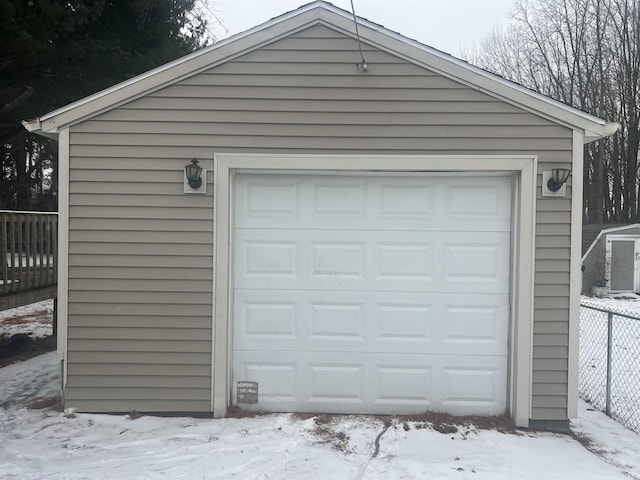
[185, 158, 203, 189]
[184, 158, 206, 194]
[542, 168, 571, 197]
[547, 168, 571, 192]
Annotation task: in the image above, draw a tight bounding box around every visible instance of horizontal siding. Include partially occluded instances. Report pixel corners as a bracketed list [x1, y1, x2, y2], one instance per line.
[69, 218, 212, 231]
[69, 303, 212, 316]
[67, 23, 573, 418]
[95, 98, 527, 115]
[531, 408, 569, 420]
[68, 327, 210, 340]
[69, 279, 210, 292]
[68, 314, 211, 328]
[67, 339, 211, 352]
[69, 230, 211, 243]
[69, 375, 209, 388]
[68, 243, 211, 256]
[68, 255, 212, 268]
[69, 206, 212, 220]
[533, 371, 566, 383]
[535, 273, 570, 285]
[536, 248, 570, 260]
[67, 351, 210, 364]
[68, 363, 210, 376]
[68, 266, 212, 280]
[534, 321, 569, 334]
[65, 399, 210, 413]
[66, 387, 207, 400]
[70, 125, 571, 140]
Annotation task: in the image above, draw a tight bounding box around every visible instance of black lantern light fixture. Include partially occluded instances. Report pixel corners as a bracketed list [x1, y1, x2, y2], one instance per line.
[185, 158, 203, 189]
[547, 168, 571, 192]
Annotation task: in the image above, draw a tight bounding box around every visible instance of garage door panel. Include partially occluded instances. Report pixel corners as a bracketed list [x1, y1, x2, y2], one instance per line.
[443, 241, 508, 283]
[307, 363, 365, 403]
[234, 290, 508, 356]
[378, 182, 435, 217]
[312, 179, 367, 217]
[443, 181, 510, 219]
[233, 351, 506, 415]
[373, 364, 433, 406]
[309, 303, 364, 339]
[242, 302, 298, 339]
[232, 359, 299, 406]
[442, 304, 507, 345]
[233, 173, 511, 416]
[235, 174, 510, 232]
[243, 241, 298, 277]
[377, 243, 433, 279]
[234, 230, 510, 293]
[311, 242, 365, 278]
[440, 358, 508, 413]
[238, 177, 301, 217]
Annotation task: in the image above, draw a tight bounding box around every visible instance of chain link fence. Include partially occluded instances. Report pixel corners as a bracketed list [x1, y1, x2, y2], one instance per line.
[579, 301, 640, 434]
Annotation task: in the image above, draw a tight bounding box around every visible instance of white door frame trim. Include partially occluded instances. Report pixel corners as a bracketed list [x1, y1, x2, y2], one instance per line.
[212, 153, 537, 427]
[605, 234, 640, 292]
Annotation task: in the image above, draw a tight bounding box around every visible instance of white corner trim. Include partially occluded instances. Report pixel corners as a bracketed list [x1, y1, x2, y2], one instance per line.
[212, 156, 230, 417]
[568, 130, 585, 419]
[512, 158, 537, 427]
[211, 153, 536, 426]
[57, 128, 70, 388]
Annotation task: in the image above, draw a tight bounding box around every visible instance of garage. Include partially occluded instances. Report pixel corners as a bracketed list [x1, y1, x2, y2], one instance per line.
[232, 172, 512, 415]
[29, 0, 617, 427]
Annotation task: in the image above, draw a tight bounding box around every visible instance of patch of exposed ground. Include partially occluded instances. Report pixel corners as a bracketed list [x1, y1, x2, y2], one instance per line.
[0, 303, 55, 367]
[0, 335, 56, 367]
[396, 410, 518, 434]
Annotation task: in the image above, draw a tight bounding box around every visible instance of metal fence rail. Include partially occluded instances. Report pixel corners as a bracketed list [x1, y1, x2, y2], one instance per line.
[579, 301, 640, 434]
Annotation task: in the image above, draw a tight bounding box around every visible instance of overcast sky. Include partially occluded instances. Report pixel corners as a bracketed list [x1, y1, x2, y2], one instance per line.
[207, 0, 516, 56]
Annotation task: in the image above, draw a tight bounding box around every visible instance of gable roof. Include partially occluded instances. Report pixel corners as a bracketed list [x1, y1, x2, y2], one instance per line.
[24, 1, 618, 141]
[582, 223, 640, 259]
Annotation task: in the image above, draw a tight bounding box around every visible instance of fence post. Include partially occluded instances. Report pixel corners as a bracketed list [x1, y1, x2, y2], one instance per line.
[606, 311, 613, 416]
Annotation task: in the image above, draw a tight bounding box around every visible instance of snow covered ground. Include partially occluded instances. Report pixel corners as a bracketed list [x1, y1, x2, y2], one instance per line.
[0, 352, 638, 479]
[0, 300, 53, 339]
[582, 292, 640, 316]
[0, 299, 638, 479]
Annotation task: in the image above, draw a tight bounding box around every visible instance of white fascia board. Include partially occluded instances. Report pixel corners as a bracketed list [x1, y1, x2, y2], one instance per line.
[22, 118, 59, 140]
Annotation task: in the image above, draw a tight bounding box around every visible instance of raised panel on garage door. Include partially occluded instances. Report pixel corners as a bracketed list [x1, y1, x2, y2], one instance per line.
[232, 173, 511, 415]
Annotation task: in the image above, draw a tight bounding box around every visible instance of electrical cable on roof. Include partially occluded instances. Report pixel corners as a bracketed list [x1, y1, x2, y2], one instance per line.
[350, 0, 368, 71]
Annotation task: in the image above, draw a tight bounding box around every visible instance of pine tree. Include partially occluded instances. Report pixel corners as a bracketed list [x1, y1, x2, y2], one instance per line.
[0, 0, 208, 210]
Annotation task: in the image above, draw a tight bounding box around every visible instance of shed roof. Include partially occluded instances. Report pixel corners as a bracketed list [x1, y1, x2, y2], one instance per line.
[582, 223, 640, 259]
[24, 1, 617, 141]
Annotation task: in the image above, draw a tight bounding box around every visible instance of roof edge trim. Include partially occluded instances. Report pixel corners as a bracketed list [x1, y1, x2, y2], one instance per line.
[25, 1, 614, 140]
[582, 223, 640, 260]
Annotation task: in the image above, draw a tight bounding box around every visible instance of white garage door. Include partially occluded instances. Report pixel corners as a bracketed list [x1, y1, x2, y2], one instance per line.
[232, 173, 511, 415]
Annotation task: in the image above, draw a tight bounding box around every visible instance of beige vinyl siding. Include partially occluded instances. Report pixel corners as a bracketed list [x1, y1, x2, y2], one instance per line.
[66, 136, 213, 411]
[65, 24, 573, 419]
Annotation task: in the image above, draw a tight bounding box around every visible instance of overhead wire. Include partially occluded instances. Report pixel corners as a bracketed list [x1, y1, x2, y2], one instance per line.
[350, 0, 368, 71]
